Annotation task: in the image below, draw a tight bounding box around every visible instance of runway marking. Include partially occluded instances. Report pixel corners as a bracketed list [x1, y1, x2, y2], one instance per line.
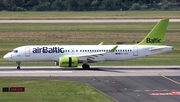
[134, 89, 178, 92]
[0, 71, 73, 73]
[160, 74, 180, 85]
[149, 92, 180, 96]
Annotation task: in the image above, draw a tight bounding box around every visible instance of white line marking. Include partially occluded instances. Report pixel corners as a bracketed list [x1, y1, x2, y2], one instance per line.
[0, 19, 180, 23]
[0, 71, 73, 73]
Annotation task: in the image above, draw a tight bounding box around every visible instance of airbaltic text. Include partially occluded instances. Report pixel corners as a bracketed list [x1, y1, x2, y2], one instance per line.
[32, 47, 64, 53]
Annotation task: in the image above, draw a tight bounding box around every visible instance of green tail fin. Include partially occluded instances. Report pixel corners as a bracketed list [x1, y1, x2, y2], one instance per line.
[137, 19, 169, 45]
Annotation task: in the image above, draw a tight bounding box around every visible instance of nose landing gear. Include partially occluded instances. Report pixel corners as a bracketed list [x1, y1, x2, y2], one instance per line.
[16, 61, 21, 70]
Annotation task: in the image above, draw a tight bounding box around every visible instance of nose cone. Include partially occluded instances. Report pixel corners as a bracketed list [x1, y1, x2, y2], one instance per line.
[167, 46, 174, 51]
[171, 46, 174, 50]
[3, 54, 12, 61]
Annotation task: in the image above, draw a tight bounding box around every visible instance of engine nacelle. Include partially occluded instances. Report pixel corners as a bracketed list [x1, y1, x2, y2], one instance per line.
[59, 57, 78, 67]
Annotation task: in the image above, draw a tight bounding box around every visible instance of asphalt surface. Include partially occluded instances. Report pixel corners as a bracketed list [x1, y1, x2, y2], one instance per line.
[0, 19, 180, 23]
[0, 66, 180, 76]
[52, 76, 180, 102]
[0, 66, 180, 102]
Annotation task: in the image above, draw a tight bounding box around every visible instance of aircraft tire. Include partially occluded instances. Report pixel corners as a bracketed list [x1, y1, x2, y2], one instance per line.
[17, 66, 20, 70]
[82, 64, 90, 70]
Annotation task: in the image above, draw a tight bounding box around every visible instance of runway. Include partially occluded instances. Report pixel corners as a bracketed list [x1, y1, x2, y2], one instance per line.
[0, 19, 180, 23]
[0, 66, 179, 77]
[1, 66, 180, 102]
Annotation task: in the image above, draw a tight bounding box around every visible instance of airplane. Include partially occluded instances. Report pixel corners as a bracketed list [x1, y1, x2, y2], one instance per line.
[3, 19, 173, 70]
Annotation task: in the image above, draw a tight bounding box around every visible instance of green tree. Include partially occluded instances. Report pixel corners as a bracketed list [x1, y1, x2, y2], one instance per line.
[91, 0, 100, 7]
[77, 0, 91, 10]
[64, 0, 78, 11]
[2, 0, 25, 10]
[52, 0, 65, 10]
[141, 4, 148, 10]
[91, 0, 100, 10]
[161, 4, 169, 10]
[33, 0, 52, 11]
[100, 0, 113, 10]
[0, 0, 5, 10]
[131, 3, 141, 10]
[24, 0, 38, 10]
[113, 0, 122, 10]
[122, 0, 132, 10]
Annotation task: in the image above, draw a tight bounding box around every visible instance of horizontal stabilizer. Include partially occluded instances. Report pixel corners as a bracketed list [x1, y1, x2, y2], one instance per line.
[149, 46, 168, 51]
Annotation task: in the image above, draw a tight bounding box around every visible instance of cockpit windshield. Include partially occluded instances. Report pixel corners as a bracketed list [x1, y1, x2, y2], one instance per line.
[9, 50, 18, 53]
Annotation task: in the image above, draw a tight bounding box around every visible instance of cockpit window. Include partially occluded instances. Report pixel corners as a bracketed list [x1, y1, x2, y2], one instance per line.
[9, 50, 13, 53]
[9, 50, 18, 53]
[14, 50, 18, 53]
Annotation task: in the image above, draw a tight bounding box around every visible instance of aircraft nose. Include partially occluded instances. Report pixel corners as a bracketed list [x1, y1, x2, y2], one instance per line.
[172, 46, 174, 50]
[3, 54, 12, 61]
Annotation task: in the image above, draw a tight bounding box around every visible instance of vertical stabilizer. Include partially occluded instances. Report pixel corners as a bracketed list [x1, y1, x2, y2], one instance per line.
[137, 19, 169, 45]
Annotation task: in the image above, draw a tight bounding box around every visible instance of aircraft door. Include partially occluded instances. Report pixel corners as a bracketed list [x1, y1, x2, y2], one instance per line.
[133, 46, 138, 56]
[25, 47, 30, 57]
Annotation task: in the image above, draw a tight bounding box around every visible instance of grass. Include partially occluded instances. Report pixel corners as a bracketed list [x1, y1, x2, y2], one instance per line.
[0, 22, 180, 66]
[0, 78, 115, 102]
[0, 11, 180, 19]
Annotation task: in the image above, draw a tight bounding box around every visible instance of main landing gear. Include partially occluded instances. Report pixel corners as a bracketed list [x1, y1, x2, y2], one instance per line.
[16, 61, 21, 70]
[82, 61, 90, 69]
[82, 64, 90, 70]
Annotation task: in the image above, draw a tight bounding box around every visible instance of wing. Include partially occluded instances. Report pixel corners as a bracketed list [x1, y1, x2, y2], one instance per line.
[63, 45, 118, 61]
[51, 45, 118, 62]
[65, 52, 106, 61]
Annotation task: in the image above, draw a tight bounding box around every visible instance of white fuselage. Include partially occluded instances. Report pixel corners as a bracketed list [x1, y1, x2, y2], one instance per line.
[4, 45, 173, 63]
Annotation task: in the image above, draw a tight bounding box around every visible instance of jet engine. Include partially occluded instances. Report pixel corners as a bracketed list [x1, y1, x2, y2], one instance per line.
[59, 57, 78, 67]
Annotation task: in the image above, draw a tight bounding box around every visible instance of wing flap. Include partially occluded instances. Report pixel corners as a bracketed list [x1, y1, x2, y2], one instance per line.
[65, 52, 106, 60]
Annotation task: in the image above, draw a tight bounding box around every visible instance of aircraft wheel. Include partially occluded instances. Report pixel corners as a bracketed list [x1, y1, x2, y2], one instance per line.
[82, 64, 90, 70]
[17, 66, 20, 70]
[16, 61, 21, 70]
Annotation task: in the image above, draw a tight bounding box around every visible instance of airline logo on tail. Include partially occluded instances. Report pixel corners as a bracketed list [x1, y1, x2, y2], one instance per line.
[146, 38, 162, 43]
[137, 19, 169, 45]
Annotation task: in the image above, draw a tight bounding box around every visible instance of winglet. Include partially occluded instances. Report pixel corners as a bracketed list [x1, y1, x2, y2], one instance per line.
[110, 46, 118, 52]
[137, 19, 169, 45]
[98, 42, 104, 45]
